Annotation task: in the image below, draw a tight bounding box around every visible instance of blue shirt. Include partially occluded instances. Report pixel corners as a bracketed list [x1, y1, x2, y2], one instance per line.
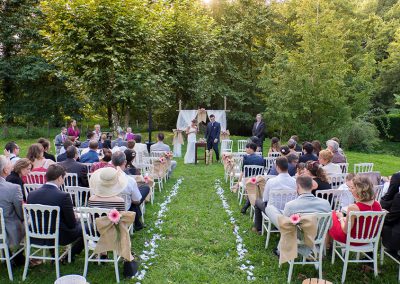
[80, 150, 99, 163]
[268, 163, 296, 176]
[299, 153, 318, 163]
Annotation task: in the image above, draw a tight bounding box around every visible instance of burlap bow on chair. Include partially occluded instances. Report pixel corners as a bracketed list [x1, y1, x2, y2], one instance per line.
[172, 129, 184, 146]
[94, 211, 136, 261]
[134, 175, 154, 202]
[277, 214, 318, 264]
[152, 159, 168, 178]
[197, 108, 207, 124]
[220, 130, 230, 141]
[245, 176, 267, 206]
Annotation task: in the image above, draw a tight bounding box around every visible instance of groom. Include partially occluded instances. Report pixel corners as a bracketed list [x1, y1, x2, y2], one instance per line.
[205, 114, 221, 162]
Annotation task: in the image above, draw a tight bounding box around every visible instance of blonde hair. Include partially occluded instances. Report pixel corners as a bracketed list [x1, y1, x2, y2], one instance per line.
[27, 143, 44, 162]
[319, 149, 333, 163]
[13, 158, 31, 174]
[353, 175, 375, 202]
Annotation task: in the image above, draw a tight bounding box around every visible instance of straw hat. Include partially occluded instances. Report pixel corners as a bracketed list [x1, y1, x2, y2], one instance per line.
[89, 167, 128, 198]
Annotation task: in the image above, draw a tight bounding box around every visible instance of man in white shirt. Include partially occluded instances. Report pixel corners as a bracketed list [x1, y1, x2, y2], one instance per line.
[252, 157, 296, 233]
[150, 133, 177, 175]
[4, 142, 20, 165]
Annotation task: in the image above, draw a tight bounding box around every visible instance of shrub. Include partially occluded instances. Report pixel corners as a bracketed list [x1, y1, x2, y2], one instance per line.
[341, 119, 381, 152]
[374, 114, 400, 142]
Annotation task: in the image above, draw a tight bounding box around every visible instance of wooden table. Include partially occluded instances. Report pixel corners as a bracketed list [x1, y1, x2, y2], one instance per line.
[195, 142, 208, 164]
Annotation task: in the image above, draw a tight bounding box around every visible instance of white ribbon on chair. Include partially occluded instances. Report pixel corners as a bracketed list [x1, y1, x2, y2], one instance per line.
[174, 110, 197, 157]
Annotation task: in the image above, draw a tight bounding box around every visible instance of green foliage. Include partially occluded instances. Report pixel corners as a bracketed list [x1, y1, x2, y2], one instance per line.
[374, 113, 400, 141]
[341, 119, 381, 152]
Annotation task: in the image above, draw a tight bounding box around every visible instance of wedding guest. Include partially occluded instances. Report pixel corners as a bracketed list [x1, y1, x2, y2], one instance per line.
[329, 175, 382, 245]
[6, 158, 31, 201]
[124, 149, 140, 175]
[318, 149, 341, 175]
[252, 157, 296, 233]
[127, 140, 135, 150]
[296, 162, 306, 177]
[287, 139, 297, 154]
[111, 131, 128, 149]
[27, 143, 55, 172]
[56, 140, 73, 163]
[299, 142, 318, 163]
[99, 133, 108, 149]
[54, 127, 68, 155]
[337, 173, 355, 208]
[80, 131, 96, 149]
[268, 148, 297, 176]
[134, 134, 148, 166]
[150, 133, 177, 175]
[90, 148, 113, 173]
[93, 124, 102, 142]
[27, 164, 84, 262]
[58, 146, 88, 187]
[290, 135, 303, 152]
[304, 161, 331, 195]
[268, 137, 280, 154]
[326, 140, 346, 163]
[37, 138, 56, 162]
[80, 141, 99, 163]
[125, 127, 135, 141]
[252, 114, 266, 152]
[67, 119, 80, 141]
[331, 137, 345, 156]
[312, 140, 322, 157]
[5, 141, 20, 165]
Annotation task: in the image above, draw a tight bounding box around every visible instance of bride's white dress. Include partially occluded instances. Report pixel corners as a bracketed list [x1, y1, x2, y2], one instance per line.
[184, 127, 197, 164]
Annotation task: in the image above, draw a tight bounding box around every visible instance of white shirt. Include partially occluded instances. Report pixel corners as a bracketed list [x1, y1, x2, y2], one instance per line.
[150, 142, 170, 152]
[9, 154, 20, 165]
[262, 173, 297, 207]
[337, 183, 354, 208]
[119, 173, 142, 211]
[323, 163, 341, 175]
[45, 182, 59, 189]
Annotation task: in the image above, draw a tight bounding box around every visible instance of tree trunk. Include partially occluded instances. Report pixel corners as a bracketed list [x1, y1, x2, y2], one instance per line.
[111, 106, 120, 134]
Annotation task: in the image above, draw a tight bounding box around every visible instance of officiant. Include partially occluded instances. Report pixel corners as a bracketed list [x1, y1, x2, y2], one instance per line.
[252, 114, 266, 153]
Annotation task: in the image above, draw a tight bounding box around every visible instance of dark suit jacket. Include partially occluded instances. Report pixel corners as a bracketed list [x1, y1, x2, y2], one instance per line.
[44, 152, 56, 162]
[205, 121, 221, 143]
[59, 158, 88, 187]
[57, 152, 67, 162]
[242, 154, 265, 177]
[6, 171, 25, 200]
[381, 173, 400, 250]
[252, 121, 266, 142]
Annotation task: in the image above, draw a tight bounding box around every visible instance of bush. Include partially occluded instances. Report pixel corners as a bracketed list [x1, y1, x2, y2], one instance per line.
[341, 119, 381, 152]
[373, 114, 400, 142]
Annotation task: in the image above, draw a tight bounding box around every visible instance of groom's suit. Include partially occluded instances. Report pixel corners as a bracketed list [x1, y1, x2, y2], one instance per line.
[205, 121, 221, 161]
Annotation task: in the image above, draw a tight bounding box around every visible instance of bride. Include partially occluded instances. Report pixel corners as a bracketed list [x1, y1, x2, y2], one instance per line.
[184, 119, 198, 164]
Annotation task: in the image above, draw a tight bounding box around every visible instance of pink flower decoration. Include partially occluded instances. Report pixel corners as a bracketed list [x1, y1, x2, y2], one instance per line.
[143, 175, 150, 183]
[290, 214, 301, 225]
[250, 177, 257, 184]
[108, 209, 121, 224]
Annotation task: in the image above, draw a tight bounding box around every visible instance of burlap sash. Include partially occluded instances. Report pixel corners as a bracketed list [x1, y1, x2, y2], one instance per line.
[134, 175, 154, 202]
[94, 211, 135, 261]
[245, 176, 267, 206]
[152, 159, 168, 178]
[172, 129, 184, 145]
[220, 130, 230, 141]
[277, 214, 317, 264]
[197, 108, 207, 123]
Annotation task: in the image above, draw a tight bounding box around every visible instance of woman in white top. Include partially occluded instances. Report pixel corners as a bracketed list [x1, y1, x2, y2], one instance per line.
[318, 149, 341, 175]
[184, 119, 198, 164]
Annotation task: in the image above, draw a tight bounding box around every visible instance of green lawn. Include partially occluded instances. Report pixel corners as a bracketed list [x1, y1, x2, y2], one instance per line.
[0, 136, 399, 283]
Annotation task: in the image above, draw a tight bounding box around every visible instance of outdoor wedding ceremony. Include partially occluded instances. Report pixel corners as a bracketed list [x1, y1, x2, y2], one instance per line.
[1, 0, 400, 283]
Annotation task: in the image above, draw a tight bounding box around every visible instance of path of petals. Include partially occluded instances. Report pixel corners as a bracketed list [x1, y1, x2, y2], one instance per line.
[214, 179, 256, 281]
[135, 177, 184, 283]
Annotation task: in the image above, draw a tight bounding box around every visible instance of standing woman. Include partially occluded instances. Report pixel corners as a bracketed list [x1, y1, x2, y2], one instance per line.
[67, 119, 80, 142]
[184, 119, 198, 164]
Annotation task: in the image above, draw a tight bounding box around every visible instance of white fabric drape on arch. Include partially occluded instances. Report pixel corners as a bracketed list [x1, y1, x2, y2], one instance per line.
[174, 110, 198, 157]
[206, 110, 227, 131]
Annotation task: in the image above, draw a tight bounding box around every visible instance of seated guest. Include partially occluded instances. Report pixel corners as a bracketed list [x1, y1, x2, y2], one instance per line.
[56, 140, 73, 163]
[296, 162, 306, 177]
[67, 119, 80, 142]
[290, 135, 303, 152]
[27, 164, 84, 261]
[124, 149, 140, 175]
[80, 141, 99, 163]
[380, 172, 400, 256]
[127, 140, 135, 150]
[150, 133, 177, 175]
[326, 139, 346, 163]
[88, 167, 126, 212]
[329, 175, 382, 245]
[6, 158, 31, 201]
[253, 157, 296, 233]
[312, 140, 322, 157]
[58, 146, 88, 187]
[239, 142, 266, 214]
[27, 143, 55, 172]
[249, 136, 260, 152]
[80, 131, 96, 149]
[134, 134, 149, 156]
[37, 138, 56, 162]
[54, 127, 68, 155]
[287, 139, 297, 154]
[265, 175, 331, 231]
[268, 148, 297, 176]
[299, 142, 318, 163]
[90, 148, 113, 173]
[318, 149, 341, 175]
[5, 141, 20, 165]
[337, 173, 355, 208]
[93, 124, 102, 142]
[112, 151, 149, 231]
[304, 161, 331, 195]
[0, 156, 25, 252]
[111, 131, 128, 148]
[125, 127, 135, 141]
[331, 137, 345, 156]
[99, 133, 109, 149]
[268, 137, 280, 154]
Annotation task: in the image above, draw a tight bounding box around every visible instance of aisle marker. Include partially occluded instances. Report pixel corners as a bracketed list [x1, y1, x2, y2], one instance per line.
[214, 179, 256, 281]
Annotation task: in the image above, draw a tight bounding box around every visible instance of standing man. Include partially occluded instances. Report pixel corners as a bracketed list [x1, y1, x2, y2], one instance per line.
[252, 114, 266, 153]
[54, 127, 68, 155]
[205, 114, 221, 162]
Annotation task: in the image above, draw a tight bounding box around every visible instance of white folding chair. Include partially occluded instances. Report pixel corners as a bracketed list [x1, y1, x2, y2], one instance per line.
[82, 163, 93, 174]
[262, 190, 298, 248]
[0, 208, 25, 281]
[337, 163, 349, 173]
[64, 186, 90, 210]
[237, 140, 247, 153]
[229, 156, 243, 189]
[238, 165, 264, 205]
[264, 157, 276, 173]
[26, 172, 46, 184]
[331, 210, 387, 283]
[221, 140, 233, 157]
[22, 204, 70, 280]
[23, 184, 42, 199]
[268, 152, 280, 158]
[87, 172, 92, 182]
[373, 185, 384, 202]
[328, 173, 347, 189]
[150, 151, 166, 158]
[354, 163, 374, 174]
[315, 189, 344, 211]
[287, 212, 332, 282]
[64, 173, 78, 187]
[79, 207, 121, 283]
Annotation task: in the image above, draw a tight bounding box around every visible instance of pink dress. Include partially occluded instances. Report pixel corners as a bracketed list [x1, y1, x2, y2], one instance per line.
[125, 133, 134, 141]
[68, 127, 80, 140]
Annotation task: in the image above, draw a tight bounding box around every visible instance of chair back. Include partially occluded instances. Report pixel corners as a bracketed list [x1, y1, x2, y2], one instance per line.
[373, 185, 384, 201]
[243, 165, 264, 179]
[221, 140, 233, 153]
[268, 189, 298, 211]
[237, 140, 247, 153]
[232, 156, 243, 174]
[354, 163, 374, 174]
[302, 212, 332, 246]
[23, 204, 60, 241]
[232, 152, 246, 159]
[315, 189, 343, 210]
[337, 163, 349, 173]
[64, 186, 90, 209]
[141, 164, 154, 176]
[346, 211, 386, 245]
[26, 172, 46, 184]
[23, 184, 43, 198]
[268, 152, 280, 158]
[79, 207, 110, 243]
[87, 172, 92, 182]
[328, 173, 347, 189]
[64, 173, 78, 187]
[264, 157, 276, 171]
[0, 208, 6, 245]
[82, 163, 93, 174]
[150, 151, 166, 158]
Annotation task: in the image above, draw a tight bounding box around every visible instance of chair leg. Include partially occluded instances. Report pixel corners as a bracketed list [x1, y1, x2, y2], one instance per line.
[83, 247, 89, 277]
[331, 241, 336, 264]
[341, 249, 349, 284]
[373, 247, 379, 277]
[265, 222, 271, 249]
[113, 251, 120, 283]
[55, 247, 60, 279]
[380, 242, 384, 266]
[287, 260, 294, 283]
[4, 247, 13, 281]
[22, 245, 30, 281]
